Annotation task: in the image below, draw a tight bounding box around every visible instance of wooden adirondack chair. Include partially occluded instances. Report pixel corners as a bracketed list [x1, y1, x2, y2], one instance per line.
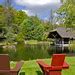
[0, 54, 24, 75]
[37, 54, 69, 75]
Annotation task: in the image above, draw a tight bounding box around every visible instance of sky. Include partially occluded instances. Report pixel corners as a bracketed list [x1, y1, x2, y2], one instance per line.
[0, 0, 62, 20]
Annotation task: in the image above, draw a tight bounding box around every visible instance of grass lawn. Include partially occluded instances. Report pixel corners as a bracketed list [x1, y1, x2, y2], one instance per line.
[11, 56, 75, 75]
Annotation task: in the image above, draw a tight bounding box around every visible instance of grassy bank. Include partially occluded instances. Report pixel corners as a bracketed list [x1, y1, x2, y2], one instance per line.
[24, 40, 50, 44]
[11, 56, 75, 75]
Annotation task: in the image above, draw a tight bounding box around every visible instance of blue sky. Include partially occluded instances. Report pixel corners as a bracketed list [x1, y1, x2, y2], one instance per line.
[0, 0, 62, 20]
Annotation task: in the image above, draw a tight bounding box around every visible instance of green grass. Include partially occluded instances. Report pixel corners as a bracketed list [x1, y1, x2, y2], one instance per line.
[24, 40, 50, 44]
[11, 57, 75, 75]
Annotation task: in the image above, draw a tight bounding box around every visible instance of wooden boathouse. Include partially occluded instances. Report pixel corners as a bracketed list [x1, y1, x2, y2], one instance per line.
[48, 27, 75, 52]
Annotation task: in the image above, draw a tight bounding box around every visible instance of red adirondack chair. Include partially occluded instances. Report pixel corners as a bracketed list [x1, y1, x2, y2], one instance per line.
[0, 54, 24, 75]
[37, 54, 69, 75]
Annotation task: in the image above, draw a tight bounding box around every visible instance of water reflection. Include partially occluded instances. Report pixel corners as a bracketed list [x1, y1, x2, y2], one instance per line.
[8, 42, 50, 61]
[0, 46, 3, 54]
[0, 42, 75, 61]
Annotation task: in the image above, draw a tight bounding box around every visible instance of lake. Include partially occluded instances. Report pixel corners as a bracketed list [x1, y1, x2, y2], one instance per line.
[0, 42, 74, 61]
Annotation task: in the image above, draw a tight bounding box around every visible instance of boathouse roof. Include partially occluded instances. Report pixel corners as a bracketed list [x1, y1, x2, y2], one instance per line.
[48, 27, 75, 39]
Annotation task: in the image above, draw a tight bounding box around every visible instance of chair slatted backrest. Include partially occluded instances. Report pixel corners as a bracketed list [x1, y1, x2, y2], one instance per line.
[51, 54, 65, 66]
[0, 54, 10, 70]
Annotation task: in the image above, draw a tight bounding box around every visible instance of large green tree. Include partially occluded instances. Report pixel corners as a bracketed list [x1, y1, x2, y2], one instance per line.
[0, 0, 28, 43]
[19, 17, 45, 41]
[13, 10, 28, 26]
[57, 0, 75, 28]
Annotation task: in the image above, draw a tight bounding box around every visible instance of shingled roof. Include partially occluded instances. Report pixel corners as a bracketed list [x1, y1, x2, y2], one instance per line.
[48, 27, 75, 39]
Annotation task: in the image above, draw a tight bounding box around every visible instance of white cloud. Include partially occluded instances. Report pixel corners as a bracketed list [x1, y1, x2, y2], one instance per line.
[14, 0, 61, 20]
[15, 0, 61, 5]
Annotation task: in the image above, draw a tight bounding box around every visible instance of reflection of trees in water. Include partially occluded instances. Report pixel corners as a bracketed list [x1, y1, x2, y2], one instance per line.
[1, 43, 74, 61]
[2, 42, 50, 61]
[10, 43, 50, 60]
[0, 46, 3, 54]
[48, 45, 70, 54]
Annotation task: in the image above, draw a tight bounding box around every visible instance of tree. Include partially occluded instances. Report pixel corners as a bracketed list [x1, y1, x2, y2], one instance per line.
[57, 0, 75, 28]
[0, 0, 28, 43]
[0, 5, 5, 40]
[0, 5, 4, 28]
[13, 10, 28, 26]
[19, 17, 45, 41]
[1, 0, 14, 43]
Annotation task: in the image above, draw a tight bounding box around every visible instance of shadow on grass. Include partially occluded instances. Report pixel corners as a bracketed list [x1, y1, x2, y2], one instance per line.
[36, 71, 43, 75]
[20, 72, 25, 75]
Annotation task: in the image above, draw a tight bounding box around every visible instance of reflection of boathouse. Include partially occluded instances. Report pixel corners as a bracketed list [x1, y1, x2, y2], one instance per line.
[48, 27, 75, 52]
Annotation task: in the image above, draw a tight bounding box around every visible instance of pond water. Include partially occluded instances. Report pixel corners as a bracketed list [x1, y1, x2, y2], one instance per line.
[0, 42, 74, 61]
[0, 42, 50, 61]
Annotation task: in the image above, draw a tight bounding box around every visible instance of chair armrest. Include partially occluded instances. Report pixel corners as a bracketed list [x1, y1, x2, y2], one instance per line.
[63, 62, 69, 69]
[10, 61, 24, 72]
[0, 70, 9, 73]
[37, 60, 50, 68]
[46, 66, 62, 71]
[37, 60, 62, 71]
[37, 60, 51, 70]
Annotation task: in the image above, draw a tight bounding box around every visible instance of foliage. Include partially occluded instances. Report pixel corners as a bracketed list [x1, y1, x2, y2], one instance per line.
[20, 18, 45, 41]
[0, 5, 5, 27]
[0, 0, 53, 42]
[57, 0, 75, 28]
[13, 10, 28, 26]
[8, 43, 50, 60]
[0, 4, 28, 43]
[15, 32, 24, 42]
[0, 3, 51, 42]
